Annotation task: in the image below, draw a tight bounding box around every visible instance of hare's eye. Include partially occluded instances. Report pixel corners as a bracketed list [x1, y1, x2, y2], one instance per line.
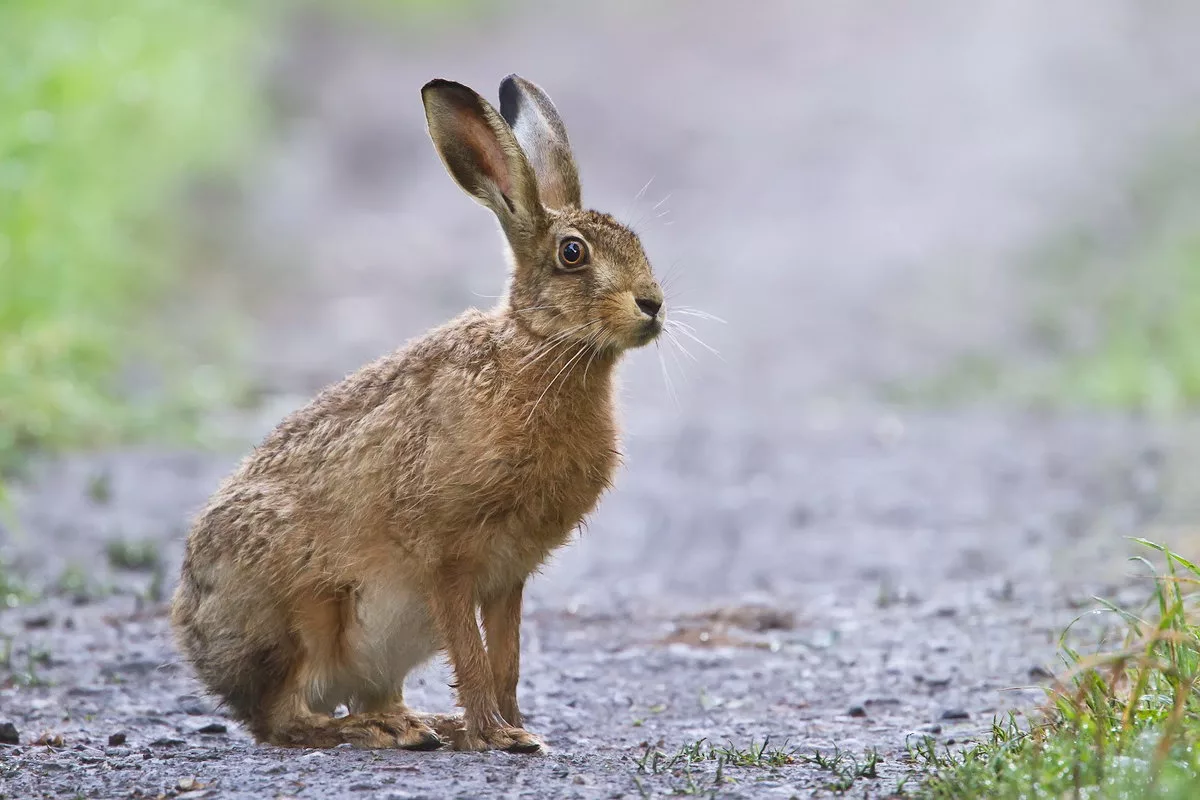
[557, 237, 588, 270]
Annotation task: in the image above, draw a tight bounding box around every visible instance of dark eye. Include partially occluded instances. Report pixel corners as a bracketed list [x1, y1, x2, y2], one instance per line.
[557, 237, 588, 270]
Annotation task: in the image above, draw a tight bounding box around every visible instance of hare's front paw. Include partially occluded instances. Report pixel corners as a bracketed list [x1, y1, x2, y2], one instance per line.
[450, 721, 545, 754]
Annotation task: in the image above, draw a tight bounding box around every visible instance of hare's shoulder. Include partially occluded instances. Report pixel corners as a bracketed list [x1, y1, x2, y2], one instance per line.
[240, 309, 503, 479]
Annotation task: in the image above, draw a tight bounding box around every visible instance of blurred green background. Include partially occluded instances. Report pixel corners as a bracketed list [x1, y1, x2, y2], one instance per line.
[2, 0, 1198, 480]
[0, 0, 258, 470]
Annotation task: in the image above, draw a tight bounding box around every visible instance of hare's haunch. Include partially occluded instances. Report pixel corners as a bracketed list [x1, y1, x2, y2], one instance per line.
[170, 75, 664, 753]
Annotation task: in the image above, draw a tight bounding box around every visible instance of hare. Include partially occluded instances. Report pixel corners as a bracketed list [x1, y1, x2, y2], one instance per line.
[169, 75, 665, 754]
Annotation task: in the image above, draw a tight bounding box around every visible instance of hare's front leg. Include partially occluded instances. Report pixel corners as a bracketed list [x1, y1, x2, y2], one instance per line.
[427, 565, 543, 753]
[482, 580, 525, 727]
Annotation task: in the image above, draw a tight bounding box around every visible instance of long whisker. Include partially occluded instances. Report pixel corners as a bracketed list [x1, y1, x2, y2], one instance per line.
[655, 341, 679, 409]
[634, 175, 655, 203]
[582, 329, 613, 387]
[667, 320, 722, 360]
[625, 174, 656, 226]
[664, 327, 697, 363]
[518, 320, 603, 372]
[526, 340, 593, 425]
[673, 306, 727, 324]
[663, 330, 689, 385]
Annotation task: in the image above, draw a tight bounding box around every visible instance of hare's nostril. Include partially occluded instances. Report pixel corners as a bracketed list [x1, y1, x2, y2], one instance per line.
[635, 297, 662, 319]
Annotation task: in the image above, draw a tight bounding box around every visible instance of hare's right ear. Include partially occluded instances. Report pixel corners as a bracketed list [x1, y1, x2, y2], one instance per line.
[498, 75, 581, 210]
[422, 79, 542, 225]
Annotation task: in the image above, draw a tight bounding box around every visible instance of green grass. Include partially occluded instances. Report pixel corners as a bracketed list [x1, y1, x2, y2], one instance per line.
[914, 539, 1200, 798]
[0, 0, 261, 469]
[633, 737, 881, 796]
[1046, 228, 1200, 414]
[105, 538, 161, 572]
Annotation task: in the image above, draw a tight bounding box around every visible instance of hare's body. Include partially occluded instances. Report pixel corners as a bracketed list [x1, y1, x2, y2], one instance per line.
[172, 76, 663, 752]
[174, 309, 618, 743]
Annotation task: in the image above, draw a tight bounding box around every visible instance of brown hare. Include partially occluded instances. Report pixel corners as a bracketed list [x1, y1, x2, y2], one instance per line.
[170, 75, 665, 753]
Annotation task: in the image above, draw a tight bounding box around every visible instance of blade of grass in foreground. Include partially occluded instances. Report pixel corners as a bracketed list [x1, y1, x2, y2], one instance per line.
[913, 539, 1200, 799]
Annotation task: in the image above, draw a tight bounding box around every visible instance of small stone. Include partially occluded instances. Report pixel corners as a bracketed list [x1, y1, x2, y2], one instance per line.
[920, 724, 942, 734]
[847, 705, 867, 718]
[109, 732, 128, 746]
[176, 694, 211, 716]
[940, 709, 970, 721]
[0, 723, 19, 745]
[1029, 665, 1053, 680]
[176, 777, 203, 792]
[23, 613, 54, 629]
[196, 723, 227, 735]
[150, 737, 186, 748]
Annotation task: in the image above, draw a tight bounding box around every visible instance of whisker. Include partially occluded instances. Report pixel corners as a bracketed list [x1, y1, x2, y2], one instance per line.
[633, 175, 655, 203]
[517, 322, 600, 373]
[665, 328, 698, 362]
[526, 340, 592, 425]
[673, 306, 727, 324]
[582, 330, 613, 387]
[652, 193, 672, 211]
[667, 321, 723, 360]
[655, 341, 679, 409]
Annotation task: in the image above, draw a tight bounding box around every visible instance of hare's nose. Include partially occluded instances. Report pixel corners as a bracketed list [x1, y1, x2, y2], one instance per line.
[635, 297, 662, 319]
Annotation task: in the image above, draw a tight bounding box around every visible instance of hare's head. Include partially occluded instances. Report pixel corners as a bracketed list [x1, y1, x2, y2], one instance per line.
[423, 75, 663, 353]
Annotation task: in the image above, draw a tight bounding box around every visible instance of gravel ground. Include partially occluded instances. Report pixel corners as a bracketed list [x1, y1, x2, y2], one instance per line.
[4, 2, 1200, 797]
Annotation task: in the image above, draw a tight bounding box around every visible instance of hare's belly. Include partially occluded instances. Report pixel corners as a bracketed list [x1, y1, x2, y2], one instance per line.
[345, 575, 440, 697]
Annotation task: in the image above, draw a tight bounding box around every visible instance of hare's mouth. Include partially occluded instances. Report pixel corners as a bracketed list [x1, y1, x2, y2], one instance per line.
[630, 317, 663, 348]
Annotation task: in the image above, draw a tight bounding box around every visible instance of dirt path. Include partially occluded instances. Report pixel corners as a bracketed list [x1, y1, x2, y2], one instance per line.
[4, 2, 1200, 797]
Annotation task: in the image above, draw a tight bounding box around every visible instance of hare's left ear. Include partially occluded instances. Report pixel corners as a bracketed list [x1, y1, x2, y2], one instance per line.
[499, 75, 581, 210]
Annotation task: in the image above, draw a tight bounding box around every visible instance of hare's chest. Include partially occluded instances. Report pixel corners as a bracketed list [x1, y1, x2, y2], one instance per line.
[502, 414, 619, 522]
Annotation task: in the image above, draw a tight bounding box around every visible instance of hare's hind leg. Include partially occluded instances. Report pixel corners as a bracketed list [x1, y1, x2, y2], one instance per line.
[260, 686, 442, 749]
[255, 589, 441, 749]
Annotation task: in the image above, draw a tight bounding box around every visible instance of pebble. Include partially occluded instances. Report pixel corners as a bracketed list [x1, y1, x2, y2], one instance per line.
[150, 737, 187, 748]
[940, 709, 970, 721]
[22, 613, 54, 629]
[109, 732, 128, 746]
[0, 722, 19, 745]
[847, 705, 867, 718]
[176, 695, 212, 716]
[197, 723, 227, 735]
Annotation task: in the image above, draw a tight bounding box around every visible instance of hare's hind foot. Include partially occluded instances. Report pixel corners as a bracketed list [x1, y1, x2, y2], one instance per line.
[415, 713, 544, 754]
[266, 710, 443, 750]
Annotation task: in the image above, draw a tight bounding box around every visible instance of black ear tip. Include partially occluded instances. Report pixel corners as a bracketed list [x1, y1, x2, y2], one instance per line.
[422, 78, 473, 99]
[498, 74, 523, 125]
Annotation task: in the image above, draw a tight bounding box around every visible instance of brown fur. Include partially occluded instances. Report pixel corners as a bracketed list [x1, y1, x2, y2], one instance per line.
[170, 75, 664, 753]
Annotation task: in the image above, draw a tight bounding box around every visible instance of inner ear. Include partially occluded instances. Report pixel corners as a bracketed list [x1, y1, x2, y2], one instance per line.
[453, 107, 513, 201]
[423, 79, 539, 219]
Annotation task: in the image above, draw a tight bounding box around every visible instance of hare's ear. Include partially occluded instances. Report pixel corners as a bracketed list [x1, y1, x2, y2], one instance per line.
[498, 75, 581, 210]
[422, 79, 542, 223]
